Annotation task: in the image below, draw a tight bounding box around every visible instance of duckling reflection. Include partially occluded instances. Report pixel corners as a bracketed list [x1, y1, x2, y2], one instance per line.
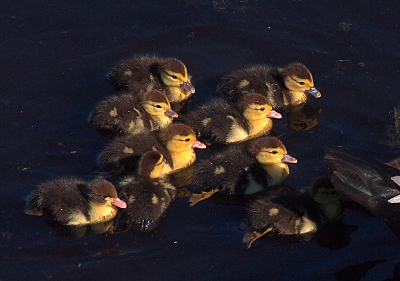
[324, 145, 400, 239]
[48, 219, 117, 238]
[242, 177, 342, 248]
[285, 104, 321, 132]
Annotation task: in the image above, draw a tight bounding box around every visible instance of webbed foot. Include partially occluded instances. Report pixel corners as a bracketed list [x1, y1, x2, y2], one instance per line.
[189, 188, 220, 207]
[242, 226, 273, 248]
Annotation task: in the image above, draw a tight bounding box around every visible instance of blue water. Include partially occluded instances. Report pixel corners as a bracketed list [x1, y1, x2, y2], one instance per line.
[2, 0, 400, 280]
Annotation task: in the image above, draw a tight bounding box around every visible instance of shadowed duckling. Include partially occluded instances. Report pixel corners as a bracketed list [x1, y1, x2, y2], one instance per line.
[24, 177, 127, 226]
[118, 151, 177, 231]
[188, 137, 297, 206]
[108, 55, 195, 105]
[89, 90, 178, 137]
[242, 177, 342, 248]
[98, 123, 206, 175]
[184, 93, 282, 144]
[217, 62, 321, 109]
[324, 145, 400, 238]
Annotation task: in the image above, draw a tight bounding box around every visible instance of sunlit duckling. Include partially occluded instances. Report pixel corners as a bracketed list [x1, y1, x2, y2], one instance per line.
[243, 177, 342, 248]
[118, 151, 177, 231]
[108, 55, 195, 105]
[188, 137, 297, 206]
[184, 93, 282, 144]
[324, 145, 400, 238]
[24, 177, 127, 226]
[217, 62, 321, 109]
[89, 90, 178, 137]
[98, 123, 206, 175]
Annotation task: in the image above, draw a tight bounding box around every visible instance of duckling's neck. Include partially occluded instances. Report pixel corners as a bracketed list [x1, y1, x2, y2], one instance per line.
[67, 204, 118, 226]
[247, 118, 273, 138]
[262, 163, 289, 186]
[165, 86, 191, 103]
[169, 149, 197, 172]
[149, 115, 173, 131]
[284, 90, 308, 106]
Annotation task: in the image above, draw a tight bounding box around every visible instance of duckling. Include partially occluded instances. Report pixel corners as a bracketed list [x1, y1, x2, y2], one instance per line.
[118, 151, 177, 231]
[108, 55, 195, 105]
[188, 136, 297, 206]
[217, 62, 321, 109]
[324, 145, 400, 238]
[184, 93, 282, 144]
[24, 177, 127, 226]
[242, 177, 342, 248]
[89, 90, 178, 137]
[98, 123, 206, 175]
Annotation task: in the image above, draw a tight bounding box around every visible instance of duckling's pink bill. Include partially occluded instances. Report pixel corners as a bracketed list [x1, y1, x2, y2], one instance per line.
[112, 198, 127, 208]
[165, 108, 179, 118]
[192, 140, 206, 149]
[307, 87, 321, 98]
[282, 154, 297, 163]
[267, 110, 282, 119]
[182, 81, 195, 94]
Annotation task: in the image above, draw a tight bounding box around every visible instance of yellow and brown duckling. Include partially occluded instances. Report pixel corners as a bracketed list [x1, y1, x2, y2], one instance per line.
[188, 137, 297, 206]
[184, 93, 282, 144]
[24, 177, 127, 226]
[118, 151, 177, 231]
[98, 123, 206, 175]
[242, 177, 342, 248]
[108, 55, 195, 105]
[89, 90, 178, 137]
[217, 62, 321, 110]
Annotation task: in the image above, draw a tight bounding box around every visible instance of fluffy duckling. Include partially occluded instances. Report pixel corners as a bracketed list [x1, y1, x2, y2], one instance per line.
[217, 62, 321, 109]
[89, 90, 178, 137]
[98, 123, 206, 175]
[108, 55, 195, 105]
[184, 93, 282, 144]
[188, 137, 297, 206]
[324, 145, 400, 238]
[24, 177, 127, 226]
[118, 151, 177, 231]
[243, 177, 342, 248]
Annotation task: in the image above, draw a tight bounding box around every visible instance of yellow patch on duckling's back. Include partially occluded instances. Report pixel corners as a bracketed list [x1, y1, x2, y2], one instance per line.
[123, 147, 134, 154]
[239, 79, 250, 88]
[109, 107, 118, 117]
[214, 165, 226, 174]
[269, 208, 279, 216]
[152, 194, 159, 205]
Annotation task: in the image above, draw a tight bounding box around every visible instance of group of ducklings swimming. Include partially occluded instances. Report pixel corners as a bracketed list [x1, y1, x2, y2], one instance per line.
[25, 54, 360, 248]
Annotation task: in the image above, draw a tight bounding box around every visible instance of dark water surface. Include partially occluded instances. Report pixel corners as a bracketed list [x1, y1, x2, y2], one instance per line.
[2, 1, 400, 280]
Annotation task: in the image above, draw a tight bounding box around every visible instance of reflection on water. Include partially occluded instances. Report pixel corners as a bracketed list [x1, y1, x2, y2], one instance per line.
[285, 103, 322, 132]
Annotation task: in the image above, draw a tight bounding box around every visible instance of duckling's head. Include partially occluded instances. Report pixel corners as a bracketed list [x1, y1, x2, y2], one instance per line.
[249, 137, 297, 165]
[157, 58, 195, 102]
[161, 123, 206, 152]
[239, 93, 282, 121]
[86, 178, 127, 208]
[282, 63, 321, 98]
[311, 176, 342, 205]
[138, 151, 166, 178]
[141, 90, 178, 118]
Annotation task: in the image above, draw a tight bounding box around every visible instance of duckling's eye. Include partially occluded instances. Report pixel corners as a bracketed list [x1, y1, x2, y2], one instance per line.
[184, 138, 190, 142]
[155, 104, 163, 109]
[170, 75, 178, 79]
[259, 107, 265, 111]
[298, 81, 305, 85]
[270, 150, 278, 154]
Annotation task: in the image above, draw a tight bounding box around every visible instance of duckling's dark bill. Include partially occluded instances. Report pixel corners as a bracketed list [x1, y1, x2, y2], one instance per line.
[307, 87, 321, 98]
[182, 81, 195, 93]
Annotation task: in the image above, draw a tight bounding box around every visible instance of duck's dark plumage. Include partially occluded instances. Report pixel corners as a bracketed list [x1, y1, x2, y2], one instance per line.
[184, 93, 281, 144]
[217, 63, 321, 110]
[324, 145, 400, 237]
[25, 177, 127, 226]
